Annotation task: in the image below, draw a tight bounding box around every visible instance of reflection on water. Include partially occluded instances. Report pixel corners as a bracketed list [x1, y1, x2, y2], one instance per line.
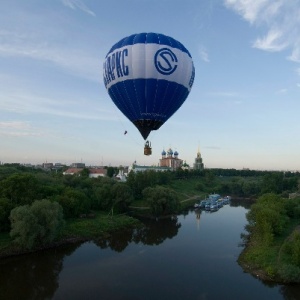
[0, 203, 299, 300]
[95, 216, 181, 252]
[0, 243, 80, 300]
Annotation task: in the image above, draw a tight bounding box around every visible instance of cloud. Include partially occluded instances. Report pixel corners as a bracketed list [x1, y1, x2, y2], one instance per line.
[207, 91, 239, 97]
[0, 121, 31, 130]
[0, 29, 101, 81]
[0, 131, 41, 137]
[204, 146, 221, 150]
[253, 28, 288, 51]
[0, 121, 42, 137]
[224, 0, 300, 62]
[276, 88, 287, 93]
[61, 0, 95, 16]
[0, 88, 117, 122]
[198, 45, 210, 62]
[224, 0, 270, 24]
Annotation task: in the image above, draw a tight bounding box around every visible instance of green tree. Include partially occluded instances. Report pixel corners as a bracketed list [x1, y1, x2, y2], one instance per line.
[157, 171, 172, 185]
[0, 197, 14, 232]
[80, 168, 90, 178]
[53, 187, 90, 218]
[93, 183, 114, 210]
[228, 179, 244, 196]
[242, 181, 260, 197]
[0, 173, 39, 205]
[285, 198, 300, 219]
[10, 199, 64, 249]
[283, 177, 298, 192]
[143, 186, 180, 216]
[195, 182, 205, 191]
[106, 166, 116, 178]
[261, 172, 284, 194]
[282, 231, 300, 267]
[126, 170, 162, 200]
[204, 170, 215, 186]
[111, 183, 133, 212]
[246, 193, 288, 240]
[290, 232, 300, 267]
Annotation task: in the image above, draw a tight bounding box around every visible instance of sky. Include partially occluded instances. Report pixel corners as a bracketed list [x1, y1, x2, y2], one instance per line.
[1, 0, 300, 171]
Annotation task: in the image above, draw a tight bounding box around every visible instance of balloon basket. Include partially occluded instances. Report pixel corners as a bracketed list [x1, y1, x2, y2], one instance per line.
[144, 141, 152, 156]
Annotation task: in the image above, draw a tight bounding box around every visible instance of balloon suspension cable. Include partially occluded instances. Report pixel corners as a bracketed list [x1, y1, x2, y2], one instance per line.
[115, 111, 143, 146]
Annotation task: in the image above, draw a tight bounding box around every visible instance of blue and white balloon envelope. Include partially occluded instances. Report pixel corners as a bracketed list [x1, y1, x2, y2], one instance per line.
[103, 32, 195, 140]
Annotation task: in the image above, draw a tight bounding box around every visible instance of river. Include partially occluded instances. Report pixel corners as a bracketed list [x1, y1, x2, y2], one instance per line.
[1, 201, 299, 300]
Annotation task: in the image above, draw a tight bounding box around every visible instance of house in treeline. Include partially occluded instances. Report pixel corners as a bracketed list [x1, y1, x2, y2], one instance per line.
[63, 168, 83, 176]
[63, 146, 204, 178]
[89, 168, 107, 178]
[63, 166, 107, 178]
[115, 169, 127, 181]
[128, 162, 171, 173]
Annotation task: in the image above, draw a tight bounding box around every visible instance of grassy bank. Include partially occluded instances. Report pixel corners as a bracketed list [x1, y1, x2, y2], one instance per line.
[238, 194, 300, 284]
[238, 225, 300, 283]
[0, 193, 198, 258]
[0, 212, 143, 258]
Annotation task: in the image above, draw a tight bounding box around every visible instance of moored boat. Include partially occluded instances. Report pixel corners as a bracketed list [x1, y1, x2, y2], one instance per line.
[194, 195, 231, 209]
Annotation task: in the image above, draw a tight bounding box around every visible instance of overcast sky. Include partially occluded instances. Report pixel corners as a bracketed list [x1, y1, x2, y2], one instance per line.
[1, 0, 300, 170]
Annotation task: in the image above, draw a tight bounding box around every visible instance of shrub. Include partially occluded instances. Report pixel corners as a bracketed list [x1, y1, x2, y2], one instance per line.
[53, 188, 90, 218]
[10, 199, 64, 249]
[277, 264, 300, 283]
[143, 186, 180, 216]
[0, 198, 13, 232]
[281, 232, 300, 267]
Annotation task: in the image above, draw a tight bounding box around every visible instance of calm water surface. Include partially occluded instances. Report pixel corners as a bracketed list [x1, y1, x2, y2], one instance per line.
[1, 202, 300, 300]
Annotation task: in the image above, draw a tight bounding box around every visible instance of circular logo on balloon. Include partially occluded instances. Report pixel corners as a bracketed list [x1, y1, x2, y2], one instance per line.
[154, 48, 178, 75]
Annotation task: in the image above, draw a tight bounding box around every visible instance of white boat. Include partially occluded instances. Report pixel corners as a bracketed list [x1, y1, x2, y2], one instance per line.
[219, 196, 231, 204]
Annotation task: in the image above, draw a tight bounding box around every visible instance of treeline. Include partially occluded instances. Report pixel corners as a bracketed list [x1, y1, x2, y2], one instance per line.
[0, 172, 132, 231]
[1, 166, 299, 231]
[0, 166, 180, 250]
[174, 169, 299, 199]
[0, 164, 299, 250]
[240, 193, 300, 283]
[173, 167, 300, 179]
[216, 172, 299, 198]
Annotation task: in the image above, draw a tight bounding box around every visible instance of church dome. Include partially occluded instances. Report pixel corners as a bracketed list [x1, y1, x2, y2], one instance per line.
[167, 148, 173, 156]
[161, 149, 166, 156]
[174, 150, 178, 156]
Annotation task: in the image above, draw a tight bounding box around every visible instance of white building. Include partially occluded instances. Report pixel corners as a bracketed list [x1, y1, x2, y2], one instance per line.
[128, 162, 171, 173]
[63, 168, 107, 178]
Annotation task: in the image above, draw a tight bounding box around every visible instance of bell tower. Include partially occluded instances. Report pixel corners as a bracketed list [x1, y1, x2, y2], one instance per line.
[193, 146, 204, 170]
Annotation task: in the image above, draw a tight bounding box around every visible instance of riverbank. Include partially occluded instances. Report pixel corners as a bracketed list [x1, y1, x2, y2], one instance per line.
[238, 222, 300, 284]
[0, 196, 199, 259]
[0, 213, 143, 259]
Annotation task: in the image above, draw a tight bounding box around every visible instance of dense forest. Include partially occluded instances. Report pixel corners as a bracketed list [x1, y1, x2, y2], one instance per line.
[0, 163, 300, 263]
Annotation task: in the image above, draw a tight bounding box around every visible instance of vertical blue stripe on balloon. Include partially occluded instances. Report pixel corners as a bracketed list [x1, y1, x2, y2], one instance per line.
[108, 79, 189, 123]
[106, 32, 191, 58]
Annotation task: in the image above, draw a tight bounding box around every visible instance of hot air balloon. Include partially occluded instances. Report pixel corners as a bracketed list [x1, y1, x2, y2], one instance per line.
[103, 32, 195, 155]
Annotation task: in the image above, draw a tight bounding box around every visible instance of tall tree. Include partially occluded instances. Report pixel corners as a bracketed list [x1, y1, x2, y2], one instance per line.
[10, 199, 64, 249]
[143, 186, 180, 216]
[111, 183, 133, 212]
[0, 173, 40, 205]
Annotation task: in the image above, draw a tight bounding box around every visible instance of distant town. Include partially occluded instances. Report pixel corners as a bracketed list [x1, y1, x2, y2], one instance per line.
[2, 146, 299, 179]
[0, 148, 206, 181]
